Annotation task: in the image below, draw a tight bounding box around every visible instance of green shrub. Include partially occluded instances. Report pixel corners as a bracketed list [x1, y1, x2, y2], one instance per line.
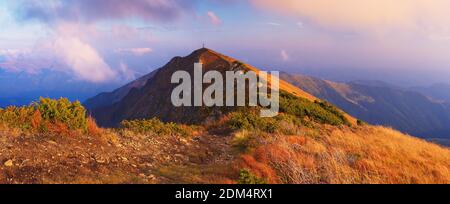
[276, 113, 302, 126]
[357, 119, 366, 126]
[227, 110, 279, 133]
[120, 118, 194, 137]
[279, 91, 349, 126]
[238, 169, 267, 184]
[0, 97, 88, 133]
[36, 97, 87, 130]
[0, 106, 36, 131]
[315, 100, 350, 125]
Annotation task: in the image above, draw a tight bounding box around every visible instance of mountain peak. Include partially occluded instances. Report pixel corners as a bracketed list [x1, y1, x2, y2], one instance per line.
[190, 47, 222, 56]
[184, 47, 238, 67]
[87, 48, 344, 127]
[192, 47, 214, 54]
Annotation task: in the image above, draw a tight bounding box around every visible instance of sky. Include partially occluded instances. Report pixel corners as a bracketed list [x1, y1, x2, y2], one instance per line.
[1, 0, 450, 96]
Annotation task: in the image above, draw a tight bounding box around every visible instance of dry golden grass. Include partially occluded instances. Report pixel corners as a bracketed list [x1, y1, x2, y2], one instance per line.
[239, 125, 450, 184]
[2, 98, 449, 184]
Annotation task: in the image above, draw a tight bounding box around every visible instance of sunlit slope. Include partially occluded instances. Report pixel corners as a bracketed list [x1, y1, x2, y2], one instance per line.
[239, 124, 450, 184]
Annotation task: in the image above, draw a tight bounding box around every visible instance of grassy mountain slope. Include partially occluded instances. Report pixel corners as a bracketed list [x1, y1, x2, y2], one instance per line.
[280, 73, 450, 140]
[239, 125, 450, 184]
[0, 98, 449, 184]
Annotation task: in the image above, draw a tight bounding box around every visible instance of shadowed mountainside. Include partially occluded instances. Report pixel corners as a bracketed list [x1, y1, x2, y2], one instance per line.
[412, 83, 450, 103]
[84, 69, 159, 110]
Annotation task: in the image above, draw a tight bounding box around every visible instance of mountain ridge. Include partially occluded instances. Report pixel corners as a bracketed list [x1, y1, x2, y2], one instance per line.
[87, 48, 356, 127]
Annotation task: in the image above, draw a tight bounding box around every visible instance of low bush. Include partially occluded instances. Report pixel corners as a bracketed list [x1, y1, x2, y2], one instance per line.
[37, 97, 87, 130]
[238, 169, 267, 184]
[279, 91, 349, 126]
[226, 91, 350, 134]
[120, 118, 195, 137]
[357, 119, 367, 126]
[0, 97, 89, 134]
[315, 100, 350, 126]
[227, 109, 279, 133]
[0, 105, 37, 131]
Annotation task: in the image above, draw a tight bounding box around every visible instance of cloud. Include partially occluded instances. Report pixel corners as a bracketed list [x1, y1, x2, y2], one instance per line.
[15, 0, 197, 24]
[48, 23, 118, 83]
[281, 50, 289, 61]
[207, 11, 222, 25]
[5, 1, 193, 83]
[52, 35, 117, 82]
[250, 0, 450, 32]
[111, 25, 141, 40]
[0, 24, 117, 83]
[0, 49, 28, 57]
[115, 48, 153, 56]
[4, 0, 170, 83]
[0, 48, 52, 74]
[118, 62, 138, 81]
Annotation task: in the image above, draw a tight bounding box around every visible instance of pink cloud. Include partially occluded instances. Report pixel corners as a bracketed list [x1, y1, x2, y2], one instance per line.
[115, 48, 153, 56]
[111, 25, 141, 40]
[0, 48, 51, 74]
[52, 36, 117, 82]
[207, 11, 222, 25]
[250, 0, 450, 32]
[0, 24, 118, 83]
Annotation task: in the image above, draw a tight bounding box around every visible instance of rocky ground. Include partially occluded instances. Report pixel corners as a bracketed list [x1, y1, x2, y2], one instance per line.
[0, 129, 236, 184]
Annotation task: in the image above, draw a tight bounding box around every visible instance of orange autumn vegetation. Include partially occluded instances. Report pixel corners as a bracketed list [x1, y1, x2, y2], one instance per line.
[238, 125, 450, 184]
[0, 98, 103, 138]
[87, 117, 102, 136]
[1, 98, 450, 184]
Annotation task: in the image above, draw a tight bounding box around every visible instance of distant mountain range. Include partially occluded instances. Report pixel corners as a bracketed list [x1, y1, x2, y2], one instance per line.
[0, 91, 92, 108]
[280, 73, 450, 139]
[412, 84, 450, 103]
[0, 69, 117, 108]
